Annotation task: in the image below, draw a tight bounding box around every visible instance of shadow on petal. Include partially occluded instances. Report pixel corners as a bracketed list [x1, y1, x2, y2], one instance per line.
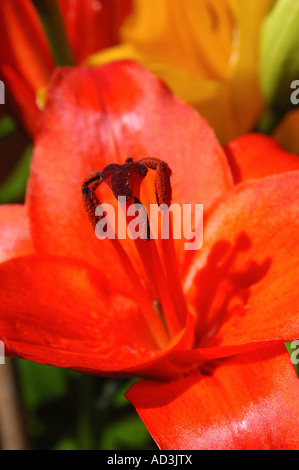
[191, 232, 272, 346]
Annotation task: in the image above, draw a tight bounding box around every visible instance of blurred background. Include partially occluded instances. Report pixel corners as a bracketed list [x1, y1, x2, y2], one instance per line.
[0, 359, 155, 450]
[0, 0, 299, 450]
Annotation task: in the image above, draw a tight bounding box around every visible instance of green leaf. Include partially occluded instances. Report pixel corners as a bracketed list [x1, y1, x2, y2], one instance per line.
[112, 379, 137, 409]
[0, 145, 31, 203]
[53, 436, 80, 450]
[0, 115, 17, 139]
[99, 413, 155, 450]
[259, 0, 299, 116]
[16, 360, 68, 411]
[32, 0, 75, 66]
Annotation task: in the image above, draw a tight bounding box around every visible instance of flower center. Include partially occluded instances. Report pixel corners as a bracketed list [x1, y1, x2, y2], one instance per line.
[82, 158, 189, 349]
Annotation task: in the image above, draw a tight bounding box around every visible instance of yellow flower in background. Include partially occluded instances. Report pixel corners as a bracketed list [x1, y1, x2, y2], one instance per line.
[88, 0, 275, 144]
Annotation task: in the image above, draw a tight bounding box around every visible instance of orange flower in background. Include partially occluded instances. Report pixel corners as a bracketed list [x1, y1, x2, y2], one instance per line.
[89, 0, 275, 143]
[0, 0, 53, 135]
[0, 62, 298, 449]
[0, 0, 131, 136]
[58, 0, 132, 63]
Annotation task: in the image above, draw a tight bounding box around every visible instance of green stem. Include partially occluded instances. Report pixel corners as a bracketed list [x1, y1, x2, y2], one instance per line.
[254, 108, 283, 135]
[77, 376, 99, 450]
[33, 0, 75, 66]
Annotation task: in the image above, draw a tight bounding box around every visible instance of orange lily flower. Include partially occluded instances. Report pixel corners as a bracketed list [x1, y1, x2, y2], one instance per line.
[0, 62, 298, 449]
[0, 0, 131, 136]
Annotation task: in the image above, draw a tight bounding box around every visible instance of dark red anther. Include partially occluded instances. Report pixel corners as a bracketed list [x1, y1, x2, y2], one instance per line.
[82, 157, 173, 231]
[155, 161, 172, 208]
[101, 161, 148, 201]
[82, 174, 103, 230]
[138, 158, 172, 207]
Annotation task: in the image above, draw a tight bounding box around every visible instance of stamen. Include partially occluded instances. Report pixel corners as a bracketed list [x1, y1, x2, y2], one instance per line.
[133, 197, 151, 241]
[160, 211, 189, 327]
[101, 161, 148, 201]
[138, 158, 172, 207]
[134, 234, 182, 336]
[137, 160, 188, 328]
[82, 172, 103, 229]
[82, 157, 188, 347]
[82, 169, 169, 349]
[110, 237, 170, 349]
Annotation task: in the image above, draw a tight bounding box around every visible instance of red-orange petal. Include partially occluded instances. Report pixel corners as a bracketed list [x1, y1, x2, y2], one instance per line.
[224, 134, 299, 184]
[27, 61, 232, 275]
[127, 345, 299, 450]
[185, 170, 299, 350]
[0, 255, 196, 377]
[0, 255, 155, 370]
[0, 204, 34, 263]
